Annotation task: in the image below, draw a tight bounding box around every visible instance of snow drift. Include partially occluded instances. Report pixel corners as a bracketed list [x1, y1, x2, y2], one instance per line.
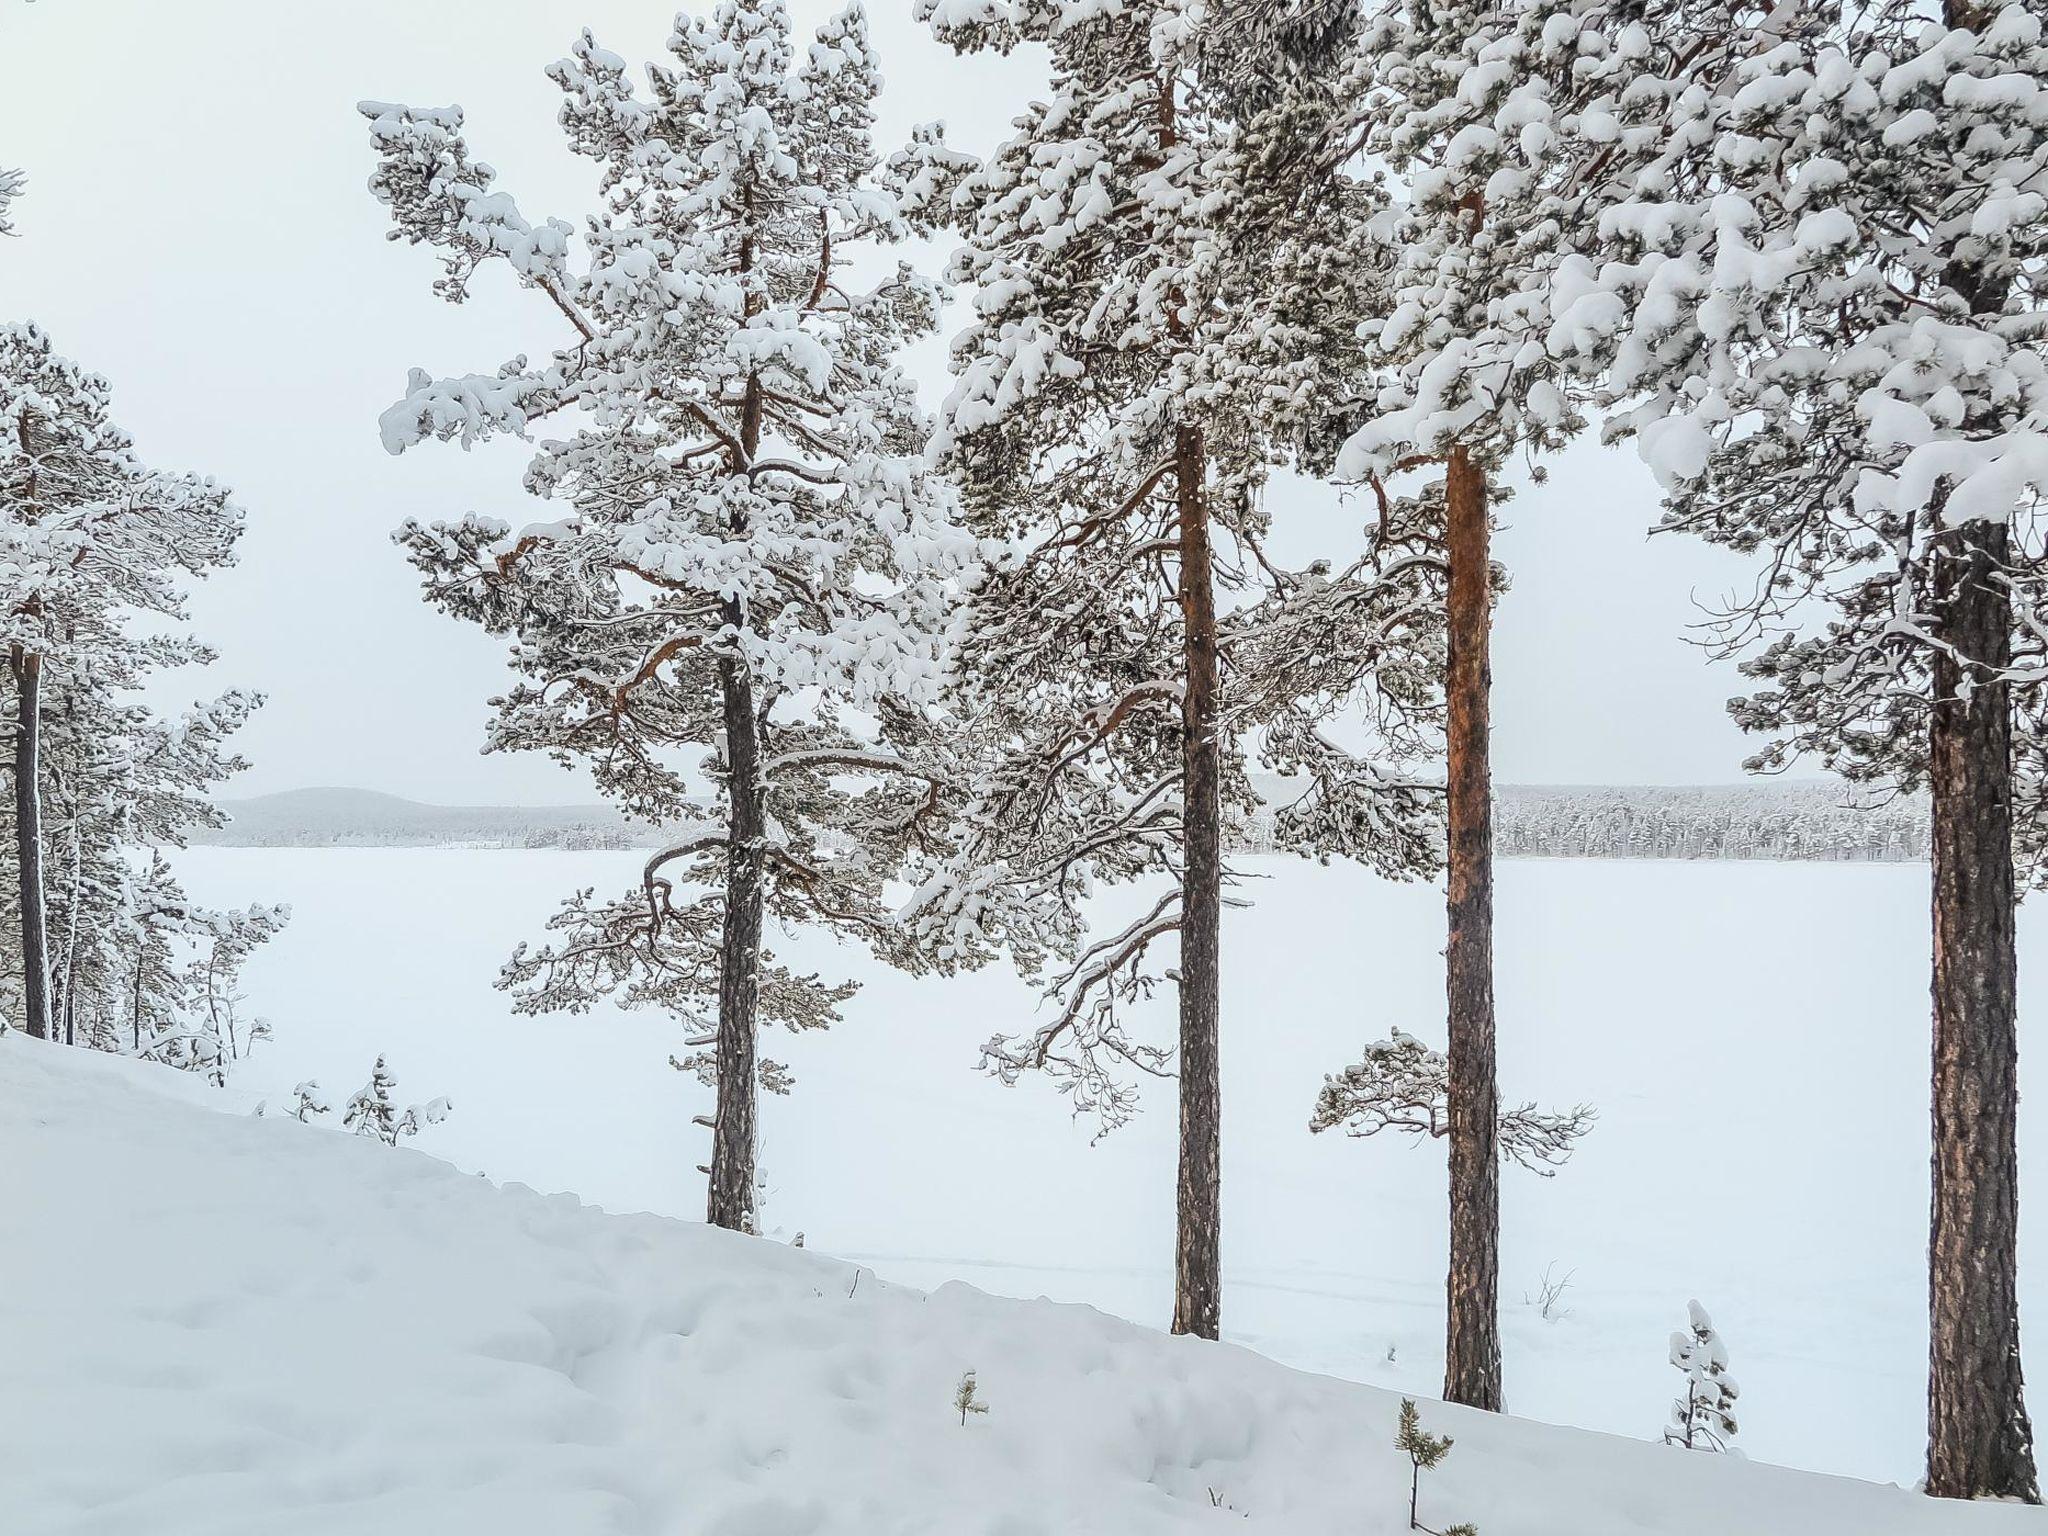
[0, 1036, 2031, 1535]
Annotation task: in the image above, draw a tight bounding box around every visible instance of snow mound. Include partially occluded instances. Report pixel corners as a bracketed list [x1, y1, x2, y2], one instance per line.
[0, 1038, 2028, 1535]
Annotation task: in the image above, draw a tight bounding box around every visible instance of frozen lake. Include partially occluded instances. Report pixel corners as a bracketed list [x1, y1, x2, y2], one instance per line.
[179, 848, 2048, 1488]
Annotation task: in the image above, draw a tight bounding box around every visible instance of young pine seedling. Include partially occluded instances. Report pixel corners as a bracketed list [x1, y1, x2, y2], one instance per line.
[954, 1370, 989, 1426]
[1397, 1398, 1476, 1536]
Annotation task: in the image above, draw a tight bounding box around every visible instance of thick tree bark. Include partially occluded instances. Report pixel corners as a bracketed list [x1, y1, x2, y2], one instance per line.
[1173, 420, 1224, 1341]
[1920, 53, 2035, 1492]
[1925, 515, 2037, 1501]
[1442, 445, 1502, 1410]
[10, 646, 50, 1041]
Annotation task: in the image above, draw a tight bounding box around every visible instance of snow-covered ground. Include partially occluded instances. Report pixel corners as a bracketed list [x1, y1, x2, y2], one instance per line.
[165, 849, 2048, 1493]
[6, 1035, 2039, 1535]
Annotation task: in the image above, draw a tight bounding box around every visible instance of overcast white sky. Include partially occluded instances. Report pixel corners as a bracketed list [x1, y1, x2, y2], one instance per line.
[0, 0, 1762, 803]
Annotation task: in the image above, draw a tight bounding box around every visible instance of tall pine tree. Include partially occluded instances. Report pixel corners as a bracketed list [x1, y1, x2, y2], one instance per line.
[905, 0, 1443, 1340]
[1542, 0, 2048, 1497]
[364, 1, 971, 1233]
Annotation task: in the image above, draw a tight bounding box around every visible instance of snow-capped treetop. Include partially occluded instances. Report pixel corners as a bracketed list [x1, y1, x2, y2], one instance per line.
[1547, 1, 2048, 532]
[1317, 0, 1782, 483]
[363, 2, 974, 713]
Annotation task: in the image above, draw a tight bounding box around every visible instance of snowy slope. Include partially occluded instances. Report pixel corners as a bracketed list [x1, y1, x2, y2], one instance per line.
[0, 1038, 2035, 1536]
[179, 850, 2044, 1485]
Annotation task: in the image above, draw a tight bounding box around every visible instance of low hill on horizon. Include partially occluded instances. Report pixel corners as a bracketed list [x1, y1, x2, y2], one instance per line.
[188, 787, 649, 849]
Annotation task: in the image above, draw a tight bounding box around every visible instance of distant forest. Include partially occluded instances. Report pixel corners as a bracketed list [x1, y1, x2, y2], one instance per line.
[199, 784, 1929, 863]
[1235, 780, 1928, 863]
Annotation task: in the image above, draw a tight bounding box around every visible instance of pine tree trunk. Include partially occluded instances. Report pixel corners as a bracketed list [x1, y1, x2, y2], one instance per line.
[1442, 444, 1502, 1411]
[1172, 420, 1224, 1341]
[1925, 514, 2037, 1501]
[706, 288, 768, 1235]
[10, 645, 50, 1042]
[707, 636, 766, 1235]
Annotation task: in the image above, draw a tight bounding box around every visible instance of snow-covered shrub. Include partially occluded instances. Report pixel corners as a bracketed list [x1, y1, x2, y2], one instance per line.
[1665, 1301, 1739, 1454]
[1525, 1264, 1574, 1324]
[289, 1081, 331, 1122]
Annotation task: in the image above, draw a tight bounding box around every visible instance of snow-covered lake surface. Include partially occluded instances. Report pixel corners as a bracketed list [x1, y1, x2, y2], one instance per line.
[179, 848, 2048, 1491]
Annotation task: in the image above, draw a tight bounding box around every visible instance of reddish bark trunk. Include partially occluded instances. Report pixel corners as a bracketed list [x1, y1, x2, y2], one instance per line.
[1173, 421, 1223, 1342]
[1925, 515, 2037, 1501]
[1442, 445, 1501, 1411]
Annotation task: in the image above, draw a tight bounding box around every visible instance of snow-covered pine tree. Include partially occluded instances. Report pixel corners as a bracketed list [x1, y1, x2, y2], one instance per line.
[1298, 0, 1763, 1415]
[289, 1080, 332, 1122]
[343, 1059, 451, 1145]
[0, 322, 279, 1064]
[903, 0, 1444, 1342]
[952, 1369, 988, 1425]
[344, 1056, 400, 1142]
[1311, 1028, 1593, 1172]
[1539, 0, 2048, 1499]
[1665, 1301, 1739, 1454]
[363, 1, 972, 1234]
[0, 166, 21, 238]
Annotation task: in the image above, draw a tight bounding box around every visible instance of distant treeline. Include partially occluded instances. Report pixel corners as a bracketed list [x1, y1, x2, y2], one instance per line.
[1231, 782, 1929, 863]
[1490, 785, 1928, 862]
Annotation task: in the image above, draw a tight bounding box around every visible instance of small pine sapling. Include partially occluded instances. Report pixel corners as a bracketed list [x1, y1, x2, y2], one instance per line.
[1312, 1030, 1594, 1172]
[343, 1056, 398, 1141]
[1665, 1301, 1739, 1454]
[342, 1056, 452, 1146]
[953, 1370, 988, 1426]
[1396, 1398, 1476, 1536]
[289, 1080, 331, 1121]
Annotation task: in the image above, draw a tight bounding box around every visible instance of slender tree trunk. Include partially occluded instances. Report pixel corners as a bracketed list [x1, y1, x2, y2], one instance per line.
[1926, 515, 2037, 1501]
[708, 637, 767, 1234]
[58, 813, 81, 1047]
[10, 646, 49, 1042]
[58, 665, 81, 1047]
[706, 212, 769, 1231]
[1173, 420, 1224, 1341]
[1442, 444, 1502, 1410]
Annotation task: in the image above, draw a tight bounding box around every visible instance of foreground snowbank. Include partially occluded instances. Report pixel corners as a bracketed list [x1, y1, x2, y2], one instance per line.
[0, 1038, 2030, 1535]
